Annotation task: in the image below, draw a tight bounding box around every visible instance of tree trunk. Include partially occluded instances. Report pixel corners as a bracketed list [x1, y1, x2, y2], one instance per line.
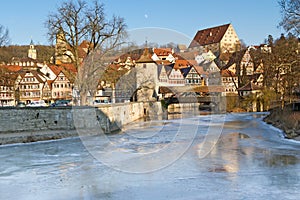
[80, 91, 88, 106]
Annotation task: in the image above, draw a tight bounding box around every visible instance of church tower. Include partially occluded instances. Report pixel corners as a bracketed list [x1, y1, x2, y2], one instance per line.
[28, 39, 37, 60]
[54, 28, 71, 64]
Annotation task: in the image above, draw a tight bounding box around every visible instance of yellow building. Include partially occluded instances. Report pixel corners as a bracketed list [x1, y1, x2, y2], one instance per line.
[189, 23, 241, 56]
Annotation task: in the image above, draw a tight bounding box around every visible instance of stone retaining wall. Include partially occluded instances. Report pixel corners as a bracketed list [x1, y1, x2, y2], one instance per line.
[0, 102, 163, 145]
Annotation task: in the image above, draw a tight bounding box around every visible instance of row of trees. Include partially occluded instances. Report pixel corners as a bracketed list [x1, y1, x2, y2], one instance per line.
[242, 34, 300, 110]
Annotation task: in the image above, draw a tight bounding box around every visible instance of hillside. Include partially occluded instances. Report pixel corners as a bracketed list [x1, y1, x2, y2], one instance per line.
[0, 45, 55, 63]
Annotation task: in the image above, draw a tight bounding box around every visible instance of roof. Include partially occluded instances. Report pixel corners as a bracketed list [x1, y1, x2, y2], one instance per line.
[189, 23, 231, 48]
[31, 71, 46, 83]
[59, 63, 77, 73]
[153, 48, 172, 56]
[180, 67, 192, 77]
[221, 49, 247, 70]
[155, 60, 173, 65]
[159, 85, 225, 94]
[177, 44, 187, 51]
[1, 65, 22, 72]
[174, 59, 192, 70]
[11, 57, 37, 63]
[177, 51, 198, 60]
[193, 66, 208, 75]
[136, 48, 155, 63]
[221, 69, 236, 77]
[48, 63, 77, 83]
[48, 65, 62, 75]
[237, 81, 261, 91]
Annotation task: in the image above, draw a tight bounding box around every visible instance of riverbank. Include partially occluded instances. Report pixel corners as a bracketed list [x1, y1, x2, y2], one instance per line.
[263, 104, 300, 140]
[0, 102, 164, 145]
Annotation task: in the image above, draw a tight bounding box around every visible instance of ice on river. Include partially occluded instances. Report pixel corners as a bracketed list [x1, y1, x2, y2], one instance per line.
[1, 113, 300, 200]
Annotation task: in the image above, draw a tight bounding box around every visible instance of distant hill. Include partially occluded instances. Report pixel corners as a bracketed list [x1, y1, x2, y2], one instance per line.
[0, 45, 55, 64]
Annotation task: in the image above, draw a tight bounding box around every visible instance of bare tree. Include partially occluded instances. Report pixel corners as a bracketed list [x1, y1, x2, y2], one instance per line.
[0, 25, 10, 47]
[45, 0, 127, 105]
[278, 0, 300, 36]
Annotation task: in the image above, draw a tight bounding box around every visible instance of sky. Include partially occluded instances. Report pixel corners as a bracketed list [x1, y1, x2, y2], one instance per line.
[0, 0, 285, 46]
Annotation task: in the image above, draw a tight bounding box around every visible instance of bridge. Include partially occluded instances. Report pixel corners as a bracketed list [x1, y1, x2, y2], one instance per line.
[159, 86, 226, 112]
[163, 96, 222, 111]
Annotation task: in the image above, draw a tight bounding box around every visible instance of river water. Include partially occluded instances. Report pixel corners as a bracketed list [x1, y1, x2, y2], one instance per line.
[1, 112, 300, 200]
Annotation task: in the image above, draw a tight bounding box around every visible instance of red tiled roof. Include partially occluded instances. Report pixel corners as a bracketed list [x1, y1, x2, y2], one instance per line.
[153, 48, 172, 56]
[59, 63, 77, 73]
[189, 24, 231, 48]
[174, 59, 191, 70]
[3, 65, 22, 72]
[108, 63, 121, 71]
[221, 69, 236, 77]
[48, 65, 62, 75]
[79, 40, 92, 49]
[155, 60, 173, 65]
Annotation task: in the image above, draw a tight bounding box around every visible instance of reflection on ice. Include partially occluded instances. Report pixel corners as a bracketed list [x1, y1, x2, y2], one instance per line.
[1, 113, 300, 199]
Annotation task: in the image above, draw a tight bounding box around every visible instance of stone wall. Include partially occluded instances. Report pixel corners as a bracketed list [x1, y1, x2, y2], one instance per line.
[0, 102, 163, 145]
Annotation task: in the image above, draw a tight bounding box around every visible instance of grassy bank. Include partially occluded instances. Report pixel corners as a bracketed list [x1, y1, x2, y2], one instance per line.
[264, 104, 300, 140]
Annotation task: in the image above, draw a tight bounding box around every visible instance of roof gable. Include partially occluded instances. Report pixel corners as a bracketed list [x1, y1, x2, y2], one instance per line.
[189, 24, 231, 48]
[136, 48, 155, 63]
[237, 81, 261, 91]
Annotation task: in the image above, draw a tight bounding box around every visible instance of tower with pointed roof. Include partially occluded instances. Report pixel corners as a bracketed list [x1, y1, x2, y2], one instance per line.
[134, 48, 159, 101]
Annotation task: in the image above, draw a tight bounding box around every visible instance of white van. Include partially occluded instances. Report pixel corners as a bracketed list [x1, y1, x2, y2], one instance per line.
[27, 100, 48, 107]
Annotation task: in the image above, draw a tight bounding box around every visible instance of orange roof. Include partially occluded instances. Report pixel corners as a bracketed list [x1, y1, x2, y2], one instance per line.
[174, 59, 191, 70]
[189, 24, 231, 48]
[108, 63, 121, 71]
[59, 63, 77, 73]
[155, 60, 173, 65]
[153, 48, 172, 56]
[48, 65, 62, 75]
[79, 40, 92, 49]
[1, 65, 22, 72]
[221, 69, 236, 77]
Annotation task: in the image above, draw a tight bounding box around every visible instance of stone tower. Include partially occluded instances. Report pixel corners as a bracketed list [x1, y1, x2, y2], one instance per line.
[28, 39, 37, 60]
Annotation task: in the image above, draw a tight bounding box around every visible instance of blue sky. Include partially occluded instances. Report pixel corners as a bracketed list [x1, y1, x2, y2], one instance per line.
[0, 0, 284, 46]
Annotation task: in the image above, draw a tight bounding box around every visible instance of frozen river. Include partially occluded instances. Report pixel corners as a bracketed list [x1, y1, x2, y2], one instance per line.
[1, 112, 300, 200]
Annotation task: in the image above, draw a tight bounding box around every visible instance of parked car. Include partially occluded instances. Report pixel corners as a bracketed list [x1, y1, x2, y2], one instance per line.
[94, 99, 110, 105]
[26, 100, 48, 107]
[51, 100, 72, 107]
[16, 102, 26, 108]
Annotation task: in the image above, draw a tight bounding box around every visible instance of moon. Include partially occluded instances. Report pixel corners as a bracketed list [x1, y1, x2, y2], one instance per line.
[144, 14, 148, 19]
